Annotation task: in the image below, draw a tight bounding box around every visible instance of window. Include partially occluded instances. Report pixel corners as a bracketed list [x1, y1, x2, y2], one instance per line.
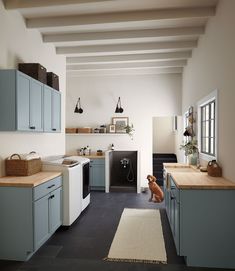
[201, 100, 215, 156]
[197, 90, 218, 160]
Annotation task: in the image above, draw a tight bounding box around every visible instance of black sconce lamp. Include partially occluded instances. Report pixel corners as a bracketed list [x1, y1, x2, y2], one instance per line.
[74, 97, 83, 114]
[115, 97, 124, 113]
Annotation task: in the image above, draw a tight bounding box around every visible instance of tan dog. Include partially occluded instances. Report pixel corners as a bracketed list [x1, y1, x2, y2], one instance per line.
[147, 175, 164, 203]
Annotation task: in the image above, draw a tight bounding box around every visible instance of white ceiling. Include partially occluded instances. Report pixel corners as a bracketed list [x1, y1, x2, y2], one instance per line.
[3, 0, 218, 76]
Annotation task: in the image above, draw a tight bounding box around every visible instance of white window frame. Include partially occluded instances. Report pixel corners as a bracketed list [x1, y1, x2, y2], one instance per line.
[197, 89, 218, 161]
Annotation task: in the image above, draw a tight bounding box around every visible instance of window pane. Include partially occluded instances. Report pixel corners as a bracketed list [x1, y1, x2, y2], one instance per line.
[205, 121, 209, 137]
[205, 138, 209, 153]
[205, 105, 209, 120]
[211, 120, 214, 137]
[202, 107, 206, 121]
[210, 138, 214, 155]
[202, 138, 206, 152]
[211, 102, 215, 120]
[202, 121, 206, 136]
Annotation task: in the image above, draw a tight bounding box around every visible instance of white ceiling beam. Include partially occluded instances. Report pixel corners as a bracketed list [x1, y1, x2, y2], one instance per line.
[67, 67, 184, 76]
[43, 26, 204, 43]
[66, 60, 187, 71]
[3, 0, 111, 9]
[26, 7, 215, 29]
[56, 40, 197, 55]
[66, 51, 192, 64]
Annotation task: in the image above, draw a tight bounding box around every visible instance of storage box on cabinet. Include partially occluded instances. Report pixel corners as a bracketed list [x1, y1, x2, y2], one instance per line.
[18, 63, 47, 84]
[47, 72, 59, 91]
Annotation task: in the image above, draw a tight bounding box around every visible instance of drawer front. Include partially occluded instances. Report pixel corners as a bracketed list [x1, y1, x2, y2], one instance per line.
[90, 159, 105, 165]
[34, 176, 62, 201]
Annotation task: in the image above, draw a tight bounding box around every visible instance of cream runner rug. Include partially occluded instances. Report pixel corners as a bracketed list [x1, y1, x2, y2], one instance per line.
[105, 208, 167, 264]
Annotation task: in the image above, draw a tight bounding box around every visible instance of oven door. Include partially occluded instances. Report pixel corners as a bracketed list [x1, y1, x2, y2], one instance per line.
[83, 162, 90, 199]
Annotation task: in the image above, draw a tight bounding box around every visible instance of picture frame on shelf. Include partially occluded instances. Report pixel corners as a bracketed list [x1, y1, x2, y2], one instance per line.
[108, 124, 116, 133]
[112, 117, 129, 133]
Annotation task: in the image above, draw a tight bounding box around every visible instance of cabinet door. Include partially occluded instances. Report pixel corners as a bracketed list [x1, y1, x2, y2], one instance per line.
[17, 72, 30, 131]
[173, 200, 180, 253]
[51, 90, 61, 132]
[90, 159, 105, 189]
[43, 85, 52, 132]
[34, 195, 50, 250]
[49, 187, 62, 234]
[30, 79, 43, 131]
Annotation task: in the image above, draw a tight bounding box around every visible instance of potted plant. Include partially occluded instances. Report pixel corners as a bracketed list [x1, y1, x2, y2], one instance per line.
[125, 123, 135, 140]
[180, 138, 198, 165]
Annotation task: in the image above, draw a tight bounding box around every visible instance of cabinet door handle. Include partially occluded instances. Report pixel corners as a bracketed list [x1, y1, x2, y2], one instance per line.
[52, 128, 56, 131]
[50, 195, 55, 199]
[30, 126, 36, 130]
[47, 184, 55, 189]
[171, 195, 175, 200]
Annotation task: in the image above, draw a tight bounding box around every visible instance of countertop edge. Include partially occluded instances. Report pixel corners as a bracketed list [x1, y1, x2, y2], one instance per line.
[0, 172, 62, 188]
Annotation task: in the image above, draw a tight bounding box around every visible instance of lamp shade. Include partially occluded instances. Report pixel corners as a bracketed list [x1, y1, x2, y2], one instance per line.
[115, 97, 124, 113]
[74, 97, 83, 114]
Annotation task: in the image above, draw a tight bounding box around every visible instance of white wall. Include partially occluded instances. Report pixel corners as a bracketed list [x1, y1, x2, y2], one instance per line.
[66, 73, 182, 187]
[0, 1, 66, 176]
[152, 116, 175, 153]
[182, 0, 235, 181]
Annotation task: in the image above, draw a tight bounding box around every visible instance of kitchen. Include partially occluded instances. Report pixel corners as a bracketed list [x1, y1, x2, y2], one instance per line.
[0, 0, 235, 270]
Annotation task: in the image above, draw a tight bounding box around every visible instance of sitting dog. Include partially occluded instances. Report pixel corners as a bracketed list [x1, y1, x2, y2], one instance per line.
[147, 175, 164, 203]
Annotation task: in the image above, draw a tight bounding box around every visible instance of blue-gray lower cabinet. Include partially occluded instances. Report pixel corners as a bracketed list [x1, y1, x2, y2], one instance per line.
[90, 158, 105, 191]
[164, 174, 235, 269]
[34, 186, 62, 251]
[0, 176, 62, 261]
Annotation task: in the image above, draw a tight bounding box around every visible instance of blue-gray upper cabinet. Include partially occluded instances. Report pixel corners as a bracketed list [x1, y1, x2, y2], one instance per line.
[43, 85, 61, 133]
[0, 70, 43, 132]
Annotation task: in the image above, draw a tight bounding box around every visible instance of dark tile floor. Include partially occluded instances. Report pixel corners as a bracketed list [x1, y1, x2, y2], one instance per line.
[0, 191, 231, 271]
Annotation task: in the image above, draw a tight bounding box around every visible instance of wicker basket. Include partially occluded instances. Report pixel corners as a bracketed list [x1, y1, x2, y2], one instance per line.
[77, 127, 92, 133]
[66, 128, 77, 133]
[5, 154, 42, 176]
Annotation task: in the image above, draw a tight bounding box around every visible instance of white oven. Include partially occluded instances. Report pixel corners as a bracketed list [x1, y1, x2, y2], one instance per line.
[42, 155, 90, 226]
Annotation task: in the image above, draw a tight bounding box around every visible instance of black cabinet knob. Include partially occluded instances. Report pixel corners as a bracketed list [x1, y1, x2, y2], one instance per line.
[30, 126, 35, 129]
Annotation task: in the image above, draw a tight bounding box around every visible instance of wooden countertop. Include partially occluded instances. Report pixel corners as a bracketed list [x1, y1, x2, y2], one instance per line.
[163, 163, 192, 168]
[164, 164, 235, 189]
[0, 172, 62, 188]
[71, 153, 105, 159]
[81, 155, 105, 159]
[171, 172, 235, 190]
